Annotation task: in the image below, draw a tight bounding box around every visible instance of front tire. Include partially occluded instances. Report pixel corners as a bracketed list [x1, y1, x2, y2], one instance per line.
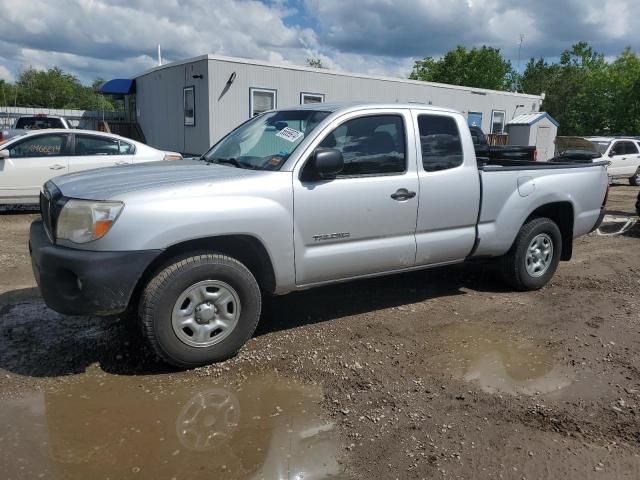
[140, 253, 261, 368]
[500, 217, 562, 291]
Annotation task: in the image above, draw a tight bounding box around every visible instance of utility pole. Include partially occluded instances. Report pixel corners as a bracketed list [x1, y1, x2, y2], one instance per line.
[157, 44, 162, 66]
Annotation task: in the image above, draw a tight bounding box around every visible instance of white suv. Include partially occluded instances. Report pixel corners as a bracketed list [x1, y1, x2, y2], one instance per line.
[587, 137, 640, 185]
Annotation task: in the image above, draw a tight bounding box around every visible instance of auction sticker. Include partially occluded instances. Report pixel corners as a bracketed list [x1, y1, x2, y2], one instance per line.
[275, 127, 304, 142]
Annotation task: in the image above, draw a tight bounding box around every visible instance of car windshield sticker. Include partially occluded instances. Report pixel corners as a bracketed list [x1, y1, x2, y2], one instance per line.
[275, 127, 304, 143]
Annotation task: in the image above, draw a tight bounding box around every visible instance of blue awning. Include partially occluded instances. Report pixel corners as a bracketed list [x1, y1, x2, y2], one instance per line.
[99, 78, 135, 95]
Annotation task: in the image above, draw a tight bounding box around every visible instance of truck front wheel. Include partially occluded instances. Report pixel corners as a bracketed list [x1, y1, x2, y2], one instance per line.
[140, 253, 261, 368]
[500, 217, 562, 291]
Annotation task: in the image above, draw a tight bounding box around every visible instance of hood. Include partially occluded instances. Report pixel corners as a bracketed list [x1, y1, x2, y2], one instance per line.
[52, 159, 265, 200]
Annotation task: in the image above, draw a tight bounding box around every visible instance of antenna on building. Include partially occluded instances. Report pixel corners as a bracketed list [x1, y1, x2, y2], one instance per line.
[516, 34, 525, 92]
[157, 44, 162, 66]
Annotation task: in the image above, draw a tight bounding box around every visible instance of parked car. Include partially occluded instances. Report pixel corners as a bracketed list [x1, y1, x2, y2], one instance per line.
[0, 129, 182, 204]
[30, 103, 608, 367]
[1, 114, 71, 143]
[636, 190, 640, 217]
[586, 136, 640, 185]
[469, 125, 537, 163]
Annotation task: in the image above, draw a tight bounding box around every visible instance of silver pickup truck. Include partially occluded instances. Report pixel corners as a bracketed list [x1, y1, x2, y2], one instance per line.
[30, 103, 609, 367]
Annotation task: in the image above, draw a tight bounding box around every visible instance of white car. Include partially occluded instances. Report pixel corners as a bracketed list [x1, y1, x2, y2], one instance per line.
[587, 137, 640, 185]
[0, 129, 182, 204]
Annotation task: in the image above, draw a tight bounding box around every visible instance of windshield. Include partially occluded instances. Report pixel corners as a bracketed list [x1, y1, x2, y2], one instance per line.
[202, 110, 331, 170]
[593, 141, 610, 154]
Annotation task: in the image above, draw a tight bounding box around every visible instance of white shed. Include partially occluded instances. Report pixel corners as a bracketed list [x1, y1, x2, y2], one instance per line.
[506, 112, 559, 161]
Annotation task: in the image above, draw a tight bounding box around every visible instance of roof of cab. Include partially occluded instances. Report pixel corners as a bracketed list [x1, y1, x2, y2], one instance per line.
[277, 101, 460, 115]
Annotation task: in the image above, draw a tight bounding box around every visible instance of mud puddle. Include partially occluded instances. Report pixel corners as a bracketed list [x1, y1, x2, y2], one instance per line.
[431, 322, 571, 395]
[0, 369, 343, 480]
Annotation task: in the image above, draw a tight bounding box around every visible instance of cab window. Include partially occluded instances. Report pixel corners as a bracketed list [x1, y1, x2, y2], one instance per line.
[75, 135, 129, 156]
[318, 115, 406, 176]
[8, 134, 69, 158]
[418, 114, 464, 171]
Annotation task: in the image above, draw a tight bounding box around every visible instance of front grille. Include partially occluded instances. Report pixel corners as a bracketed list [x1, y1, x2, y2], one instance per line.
[40, 181, 65, 243]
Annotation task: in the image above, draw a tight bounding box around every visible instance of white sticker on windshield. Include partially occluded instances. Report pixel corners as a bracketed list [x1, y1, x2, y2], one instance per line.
[275, 127, 304, 143]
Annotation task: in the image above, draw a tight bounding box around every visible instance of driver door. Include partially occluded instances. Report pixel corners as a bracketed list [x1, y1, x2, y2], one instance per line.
[292, 109, 419, 286]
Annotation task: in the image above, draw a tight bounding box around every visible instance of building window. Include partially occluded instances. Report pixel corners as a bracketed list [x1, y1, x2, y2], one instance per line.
[301, 92, 325, 104]
[250, 88, 276, 117]
[184, 86, 195, 126]
[491, 110, 506, 134]
[467, 112, 483, 128]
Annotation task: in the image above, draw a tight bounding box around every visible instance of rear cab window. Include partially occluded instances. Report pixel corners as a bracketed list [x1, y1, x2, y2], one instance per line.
[417, 114, 464, 171]
[15, 117, 65, 129]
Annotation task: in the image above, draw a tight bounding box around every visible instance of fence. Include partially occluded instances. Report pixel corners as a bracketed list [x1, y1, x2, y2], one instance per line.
[0, 107, 127, 131]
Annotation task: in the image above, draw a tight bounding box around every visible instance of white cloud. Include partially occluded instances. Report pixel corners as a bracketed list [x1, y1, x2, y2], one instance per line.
[0, 0, 637, 83]
[0, 64, 13, 82]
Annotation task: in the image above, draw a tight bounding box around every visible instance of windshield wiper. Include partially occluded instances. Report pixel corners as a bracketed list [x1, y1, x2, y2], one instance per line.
[203, 157, 240, 167]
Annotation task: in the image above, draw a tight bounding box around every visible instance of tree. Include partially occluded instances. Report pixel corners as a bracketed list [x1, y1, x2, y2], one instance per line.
[306, 57, 325, 68]
[3, 67, 120, 111]
[520, 42, 633, 135]
[409, 45, 516, 91]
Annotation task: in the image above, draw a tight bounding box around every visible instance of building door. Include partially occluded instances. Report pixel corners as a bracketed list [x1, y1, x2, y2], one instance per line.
[535, 126, 550, 161]
[467, 112, 483, 129]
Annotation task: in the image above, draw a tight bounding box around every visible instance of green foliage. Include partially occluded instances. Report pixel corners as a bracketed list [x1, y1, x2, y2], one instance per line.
[521, 42, 639, 135]
[0, 67, 120, 111]
[306, 57, 325, 69]
[410, 41, 639, 136]
[410, 45, 516, 91]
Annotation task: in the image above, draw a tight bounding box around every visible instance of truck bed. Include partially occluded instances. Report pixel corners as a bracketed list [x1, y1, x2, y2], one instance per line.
[473, 160, 608, 258]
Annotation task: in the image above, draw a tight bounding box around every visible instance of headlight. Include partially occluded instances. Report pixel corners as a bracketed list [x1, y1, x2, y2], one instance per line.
[56, 200, 124, 243]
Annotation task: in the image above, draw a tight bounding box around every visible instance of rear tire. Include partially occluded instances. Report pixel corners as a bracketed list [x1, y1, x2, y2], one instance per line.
[500, 217, 562, 291]
[140, 253, 261, 368]
[629, 168, 640, 186]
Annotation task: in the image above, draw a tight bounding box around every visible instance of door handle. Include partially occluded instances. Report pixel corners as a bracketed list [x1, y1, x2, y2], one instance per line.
[115, 161, 128, 165]
[49, 164, 65, 170]
[390, 188, 416, 201]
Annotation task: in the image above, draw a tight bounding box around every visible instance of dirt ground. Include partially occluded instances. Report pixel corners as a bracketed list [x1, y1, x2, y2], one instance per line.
[0, 185, 639, 480]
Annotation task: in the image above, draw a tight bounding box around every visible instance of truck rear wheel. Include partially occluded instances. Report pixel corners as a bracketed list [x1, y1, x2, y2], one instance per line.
[140, 253, 261, 368]
[500, 217, 562, 291]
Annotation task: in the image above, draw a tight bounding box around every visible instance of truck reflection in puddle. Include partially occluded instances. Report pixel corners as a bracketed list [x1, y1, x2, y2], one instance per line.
[0, 372, 343, 479]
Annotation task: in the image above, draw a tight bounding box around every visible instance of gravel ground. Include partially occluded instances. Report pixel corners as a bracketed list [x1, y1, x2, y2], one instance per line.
[0, 185, 639, 479]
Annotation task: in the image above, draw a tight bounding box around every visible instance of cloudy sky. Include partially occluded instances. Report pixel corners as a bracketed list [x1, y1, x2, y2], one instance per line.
[0, 0, 638, 84]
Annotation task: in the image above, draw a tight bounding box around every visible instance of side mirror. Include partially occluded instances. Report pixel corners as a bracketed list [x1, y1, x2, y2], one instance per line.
[305, 148, 344, 180]
[608, 150, 616, 157]
[0, 150, 9, 159]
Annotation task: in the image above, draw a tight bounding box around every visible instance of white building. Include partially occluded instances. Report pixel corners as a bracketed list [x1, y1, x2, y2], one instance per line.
[106, 54, 544, 155]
